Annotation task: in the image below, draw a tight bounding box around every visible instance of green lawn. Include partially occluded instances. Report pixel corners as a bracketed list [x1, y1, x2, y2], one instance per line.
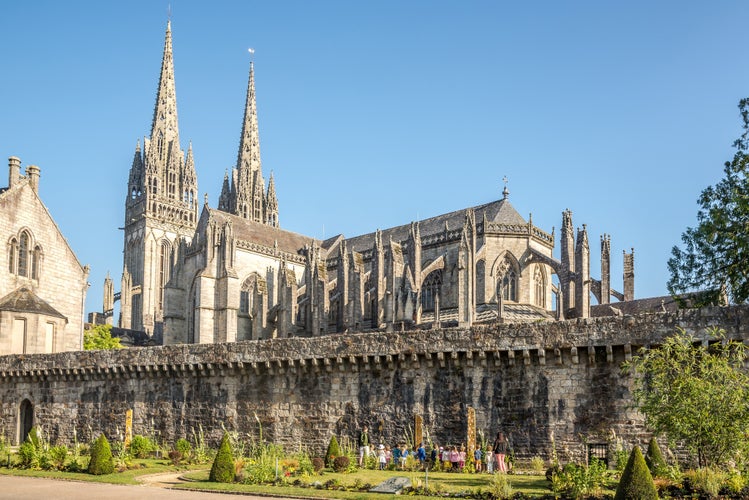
[179, 468, 554, 498]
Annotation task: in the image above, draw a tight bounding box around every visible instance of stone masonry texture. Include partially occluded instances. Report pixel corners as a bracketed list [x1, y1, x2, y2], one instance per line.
[1, 306, 746, 464]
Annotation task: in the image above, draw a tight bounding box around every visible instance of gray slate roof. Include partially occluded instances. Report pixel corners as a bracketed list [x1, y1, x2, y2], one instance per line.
[343, 198, 527, 254]
[0, 287, 67, 320]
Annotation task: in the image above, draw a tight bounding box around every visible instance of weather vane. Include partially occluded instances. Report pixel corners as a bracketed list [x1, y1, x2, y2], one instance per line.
[502, 176, 509, 200]
[248, 48, 255, 64]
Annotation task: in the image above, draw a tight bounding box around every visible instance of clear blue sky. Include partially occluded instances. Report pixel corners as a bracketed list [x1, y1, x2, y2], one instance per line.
[2, 1, 748, 317]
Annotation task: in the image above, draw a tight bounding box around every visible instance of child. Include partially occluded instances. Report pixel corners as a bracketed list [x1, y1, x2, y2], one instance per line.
[385, 445, 392, 467]
[486, 449, 494, 474]
[377, 444, 386, 470]
[459, 445, 466, 470]
[441, 446, 450, 470]
[474, 446, 483, 472]
[450, 446, 460, 471]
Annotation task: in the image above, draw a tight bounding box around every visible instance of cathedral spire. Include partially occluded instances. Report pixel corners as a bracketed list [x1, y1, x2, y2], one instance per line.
[234, 59, 263, 221]
[150, 21, 180, 155]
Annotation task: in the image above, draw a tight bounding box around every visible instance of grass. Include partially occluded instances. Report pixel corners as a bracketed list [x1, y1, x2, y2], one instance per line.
[178, 468, 553, 498]
[0, 459, 201, 485]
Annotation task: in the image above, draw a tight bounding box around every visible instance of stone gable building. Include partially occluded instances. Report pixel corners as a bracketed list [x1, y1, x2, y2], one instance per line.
[0, 157, 89, 354]
[110, 22, 636, 344]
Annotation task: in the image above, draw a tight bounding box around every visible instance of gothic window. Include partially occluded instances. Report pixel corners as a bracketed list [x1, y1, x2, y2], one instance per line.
[329, 298, 340, 329]
[254, 199, 261, 221]
[239, 290, 250, 314]
[499, 270, 518, 302]
[8, 238, 17, 274]
[421, 270, 442, 312]
[31, 245, 42, 280]
[158, 241, 171, 310]
[149, 177, 158, 195]
[534, 266, 546, 308]
[17, 231, 30, 277]
[168, 171, 176, 199]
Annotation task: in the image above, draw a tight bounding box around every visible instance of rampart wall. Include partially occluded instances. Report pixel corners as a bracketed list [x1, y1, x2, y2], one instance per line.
[0, 306, 746, 463]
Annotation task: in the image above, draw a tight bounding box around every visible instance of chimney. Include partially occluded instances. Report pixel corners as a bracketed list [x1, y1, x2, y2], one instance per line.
[25, 165, 40, 194]
[8, 156, 21, 188]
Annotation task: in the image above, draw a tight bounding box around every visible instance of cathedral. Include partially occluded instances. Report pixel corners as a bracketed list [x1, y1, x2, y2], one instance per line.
[109, 22, 636, 345]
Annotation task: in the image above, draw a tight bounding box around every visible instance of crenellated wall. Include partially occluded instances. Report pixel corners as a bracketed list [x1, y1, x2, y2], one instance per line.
[1, 306, 747, 464]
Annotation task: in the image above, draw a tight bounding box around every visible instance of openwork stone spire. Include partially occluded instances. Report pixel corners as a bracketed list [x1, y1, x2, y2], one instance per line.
[150, 21, 180, 152]
[234, 60, 264, 222]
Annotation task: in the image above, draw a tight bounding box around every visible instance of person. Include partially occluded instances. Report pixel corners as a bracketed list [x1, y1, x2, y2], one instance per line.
[377, 444, 387, 470]
[357, 425, 370, 467]
[385, 445, 392, 467]
[392, 443, 402, 468]
[493, 432, 508, 473]
[399, 443, 409, 469]
[441, 446, 450, 470]
[459, 444, 466, 470]
[416, 442, 426, 465]
[474, 446, 483, 472]
[430, 444, 439, 467]
[486, 448, 494, 473]
[450, 446, 460, 471]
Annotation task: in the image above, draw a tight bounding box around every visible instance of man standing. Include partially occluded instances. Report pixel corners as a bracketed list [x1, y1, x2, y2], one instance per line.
[358, 425, 370, 467]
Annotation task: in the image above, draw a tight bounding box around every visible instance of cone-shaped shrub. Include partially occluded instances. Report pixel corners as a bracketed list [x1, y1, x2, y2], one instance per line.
[325, 435, 342, 467]
[644, 437, 668, 478]
[87, 434, 114, 475]
[614, 446, 657, 500]
[209, 433, 235, 483]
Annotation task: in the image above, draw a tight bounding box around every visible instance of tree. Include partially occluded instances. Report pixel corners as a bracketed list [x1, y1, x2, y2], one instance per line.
[614, 446, 657, 500]
[209, 433, 235, 483]
[88, 433, 114, 475]
[83, 324, 123, 350]
[627, 327, 749, 468]
[668, 98, 749, 306]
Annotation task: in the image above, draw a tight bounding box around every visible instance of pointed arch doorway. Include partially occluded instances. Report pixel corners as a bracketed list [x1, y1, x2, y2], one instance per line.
[18, 399, 33, 444]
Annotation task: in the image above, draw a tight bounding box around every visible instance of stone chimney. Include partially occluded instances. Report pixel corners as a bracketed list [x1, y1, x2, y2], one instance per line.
[8, 156, 21, 188]
[25, 165, 40, 193]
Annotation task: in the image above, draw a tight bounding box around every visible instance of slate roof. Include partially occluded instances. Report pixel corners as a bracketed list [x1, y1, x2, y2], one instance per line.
[0, 287, 67, 320]
[207, 208, 320, 256]
[343, 198, 528, 254]
[421, 302, 553, 324]
[591, 295, 680, 317]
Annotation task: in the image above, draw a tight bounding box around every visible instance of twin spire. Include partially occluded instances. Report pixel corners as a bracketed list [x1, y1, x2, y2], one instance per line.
[130, 21, 279, 228]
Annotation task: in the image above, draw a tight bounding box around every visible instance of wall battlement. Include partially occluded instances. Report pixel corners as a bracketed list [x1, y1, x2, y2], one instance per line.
[1, 306, 747, 463]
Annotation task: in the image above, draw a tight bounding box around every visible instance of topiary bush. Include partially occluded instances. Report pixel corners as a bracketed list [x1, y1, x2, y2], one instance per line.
[644, 437, 668, 478]
[312, 457, 325, 472]
[325, 435, 342, 467]
[87, 434, 114, 475]
[614, 446, 657, 500]
[209, 433, 235, 483]
[333, 455, 350, 472]
[128, 434, 156, 458]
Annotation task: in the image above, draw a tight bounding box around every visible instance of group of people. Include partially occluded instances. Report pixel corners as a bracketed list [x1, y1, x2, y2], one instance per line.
[357, 425, 511, 473]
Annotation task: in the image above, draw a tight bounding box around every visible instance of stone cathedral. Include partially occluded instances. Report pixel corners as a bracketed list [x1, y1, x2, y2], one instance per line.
[108, 22, 636, 344]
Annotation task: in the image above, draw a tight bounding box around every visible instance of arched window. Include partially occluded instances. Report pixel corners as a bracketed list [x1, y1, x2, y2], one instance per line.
[254, 199, 261, 221]
[158, 241, 171, 310]
[500, 270, 518, 301]
[17, 231, 30, 277]
[421, 270, 442, 312]
[31, 245, 42, 280]
[8, 237, 17, 274]
[534, 266, 545, 308]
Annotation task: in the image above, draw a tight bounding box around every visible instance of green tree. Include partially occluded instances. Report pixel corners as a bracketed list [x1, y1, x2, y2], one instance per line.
[87, 433, 114, 475]
[614, 446, 657, 500]
[209, 433, 235, 483]
[83, 324, 123, 350]
[627, 327, 749, 468]
[668, 98, 749, 306]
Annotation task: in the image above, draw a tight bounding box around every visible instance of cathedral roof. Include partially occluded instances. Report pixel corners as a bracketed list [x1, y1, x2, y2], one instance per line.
[343, 198, 528, 253]
[207, 208, 318, 256]
[0, 287, 67, 321]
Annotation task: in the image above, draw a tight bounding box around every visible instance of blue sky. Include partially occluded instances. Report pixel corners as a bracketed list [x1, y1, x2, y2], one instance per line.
[2, 1, 748, 317]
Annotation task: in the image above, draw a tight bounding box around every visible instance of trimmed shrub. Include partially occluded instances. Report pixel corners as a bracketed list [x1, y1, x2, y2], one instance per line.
[312, 457, 325, 472]
[128, 434, 156, 458]
[325, 435, 342, 467]
[332, 455, 349, 472]
[614, 446, 657, 500]
[88, 434, 114, 475]
[209, 433, 235, 483]
[644, 437, 668, 478]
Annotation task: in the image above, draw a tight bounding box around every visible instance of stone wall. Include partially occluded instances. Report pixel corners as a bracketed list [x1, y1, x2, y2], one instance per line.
[0, 306, 746, 463]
